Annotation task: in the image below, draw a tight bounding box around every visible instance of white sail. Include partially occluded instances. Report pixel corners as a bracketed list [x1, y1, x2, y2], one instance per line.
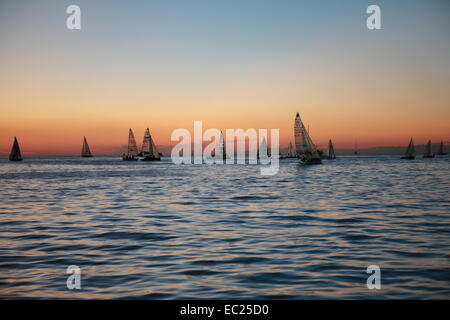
[127, 129, 139, 156]
[258, 135, 269, 160]
[81, 137, 92, 157]
[141, 128, 160, 159]
[294, 113, 302, 157]
[150, 133, 160, 158]
[216, 131, 226, 160]
[295, 113, 320, 161]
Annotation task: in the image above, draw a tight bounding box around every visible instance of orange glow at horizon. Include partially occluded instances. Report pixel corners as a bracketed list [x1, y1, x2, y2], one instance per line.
[1, 1, 449, 156]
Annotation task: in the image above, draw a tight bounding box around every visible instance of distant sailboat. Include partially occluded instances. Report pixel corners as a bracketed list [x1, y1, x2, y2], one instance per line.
[216, 131, 227, 161]
[437, 140, 447, 155]
[140, 128, 161, 161]
[423, 140, 435, 158]
[257, 135, 270, 161]
[9, 137, 23, 161]
[281, 142, 296, 159]
[354, 141, 358, 155]
[123, 128, 139, 161]
[294, 113, 322, 165]
[287, 142, 294, 158]
[81, 137, 93, 157]
[327, 139, 336, 159]
[400, 138, 415, 160]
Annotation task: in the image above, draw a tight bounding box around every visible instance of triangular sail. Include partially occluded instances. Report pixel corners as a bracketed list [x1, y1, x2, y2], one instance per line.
[295, 113, 321, 160]
[258, 135, 269, 159]
[424, 140, 432, 157]
[9, 137, 23, 161]
[405, 138, 415, 156]
[141, 128, 160, 159]
[217, 131, 226, 160]
[150, 133, 160, 158]
[327, 139, 336, 159]
[81, 137, 92, 157]
[127, 129, 139, 156]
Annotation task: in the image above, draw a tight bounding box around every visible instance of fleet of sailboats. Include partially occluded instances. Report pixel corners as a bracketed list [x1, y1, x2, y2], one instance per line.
[5, 115, 448, 163]
[81, 137, 93, 157]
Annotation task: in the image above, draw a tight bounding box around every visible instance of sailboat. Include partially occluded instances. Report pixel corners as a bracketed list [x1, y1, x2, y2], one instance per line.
[354, 142, 358, 155]
[257, 135, 270, 161]
[437, 140, 447, 155]
[212, 131, 227, 161]
[400, 138, 415, 159]
[81, 137, 93, 157]
[294, 113, 322, 165]
[327, 139, 336, 159]
[423, 140, 435, 158]
[123, 128, 139, 161]
[280, 142, 296, 159]
[9, 137, 23, 161]
[140, 128, 161, 161]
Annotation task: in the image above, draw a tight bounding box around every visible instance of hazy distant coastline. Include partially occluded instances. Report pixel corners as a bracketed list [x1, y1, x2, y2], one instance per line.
[1, 142, 448, 157]
[336, 143, 449, 155]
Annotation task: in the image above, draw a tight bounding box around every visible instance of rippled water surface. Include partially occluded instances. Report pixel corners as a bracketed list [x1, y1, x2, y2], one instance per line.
[0, 155, 449, 299]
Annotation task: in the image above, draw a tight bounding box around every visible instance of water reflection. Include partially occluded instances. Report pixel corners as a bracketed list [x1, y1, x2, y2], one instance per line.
[0, 155, 449, 299]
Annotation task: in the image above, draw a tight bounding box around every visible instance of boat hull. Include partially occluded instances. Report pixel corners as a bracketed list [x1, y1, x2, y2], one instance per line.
[400, 156, 415, 160]
[122, 155, 138, 161]
[300, 157, 322, 165]
[9, 156, 23, 162]
[141, 156, 161, 161]
[437, 153, 447, 156]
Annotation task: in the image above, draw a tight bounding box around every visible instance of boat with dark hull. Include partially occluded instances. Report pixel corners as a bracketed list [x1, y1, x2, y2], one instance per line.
[140, 128, 161, 161]
[81, 137, 93, 157]
[9, 137, 23, 161]
[400, 138, 415, 160]
[294, 113, 322, 165]
[123, 128, 139, 161]
[423, 140, 435, 158]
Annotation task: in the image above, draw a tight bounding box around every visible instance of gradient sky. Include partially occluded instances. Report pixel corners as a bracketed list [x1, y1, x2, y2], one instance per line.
[1, 0, 449, 155]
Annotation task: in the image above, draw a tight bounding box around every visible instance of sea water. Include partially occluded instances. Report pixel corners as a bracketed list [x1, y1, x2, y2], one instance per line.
[0, 155, 449, 299]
